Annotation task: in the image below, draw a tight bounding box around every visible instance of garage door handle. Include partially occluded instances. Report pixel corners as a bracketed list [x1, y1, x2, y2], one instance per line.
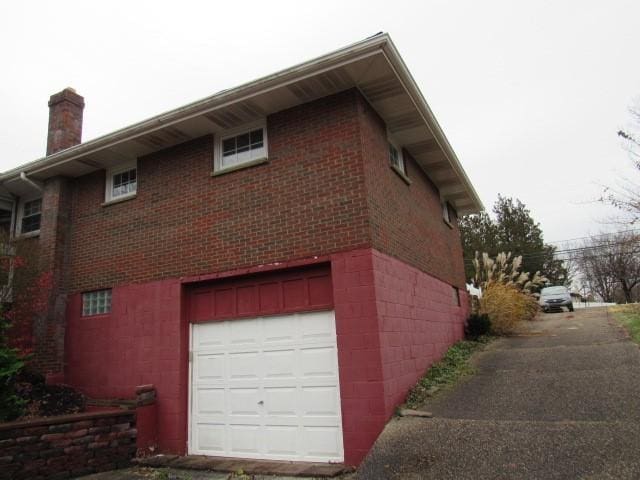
[258, 400, 264, 405]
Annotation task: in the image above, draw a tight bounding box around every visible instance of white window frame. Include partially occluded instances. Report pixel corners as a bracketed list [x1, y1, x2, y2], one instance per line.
[82, 289, 112, 316]
[214, 121, 268, 173]
[442, 200, 454, 227]
[388, 140, 405, 174]
[105, 161, 137, 202]
[15, 196, 42, 237]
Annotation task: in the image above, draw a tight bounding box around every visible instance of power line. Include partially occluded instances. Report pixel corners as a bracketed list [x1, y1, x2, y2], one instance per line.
[463, 239, 640, 264]
[546, 228, 640, 245]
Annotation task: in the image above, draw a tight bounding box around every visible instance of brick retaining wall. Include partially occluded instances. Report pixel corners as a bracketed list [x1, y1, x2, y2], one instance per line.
[0, 409, 136, 480]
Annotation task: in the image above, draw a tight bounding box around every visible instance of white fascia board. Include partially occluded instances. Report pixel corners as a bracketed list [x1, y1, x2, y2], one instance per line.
[0, 34, 390, 182]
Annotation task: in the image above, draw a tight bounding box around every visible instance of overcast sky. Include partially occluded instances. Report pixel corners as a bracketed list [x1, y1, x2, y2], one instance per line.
[1, 0, 639, 245]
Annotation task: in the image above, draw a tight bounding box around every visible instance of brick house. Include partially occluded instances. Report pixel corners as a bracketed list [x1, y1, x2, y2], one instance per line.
[2, 34, 481, 466]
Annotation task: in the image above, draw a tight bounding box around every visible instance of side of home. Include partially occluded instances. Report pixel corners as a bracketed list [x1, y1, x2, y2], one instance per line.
[1, 34, 481, 466]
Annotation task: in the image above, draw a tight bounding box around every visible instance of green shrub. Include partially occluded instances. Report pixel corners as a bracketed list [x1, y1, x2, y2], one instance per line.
[465, 313, 491, 339]
[0, 345, 26, 421]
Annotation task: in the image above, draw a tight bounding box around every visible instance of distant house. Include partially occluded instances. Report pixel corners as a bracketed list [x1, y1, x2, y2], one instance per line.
[2, 34, 482, 465]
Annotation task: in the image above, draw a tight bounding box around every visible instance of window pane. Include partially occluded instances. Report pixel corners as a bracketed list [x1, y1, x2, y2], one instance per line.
[223, 137, 236, 155]
[82, 289, 112, 316]
[236, 133, 250, 152]
[111, 168, 136, 198]
[22, 213, 41, 233]
[250, 129, 263, 147]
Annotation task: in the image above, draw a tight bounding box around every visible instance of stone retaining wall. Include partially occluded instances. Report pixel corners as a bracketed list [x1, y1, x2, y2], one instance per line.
[0, 409, 136, 480]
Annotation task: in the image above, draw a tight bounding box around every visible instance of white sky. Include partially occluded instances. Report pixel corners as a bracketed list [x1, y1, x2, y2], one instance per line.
[1, 0, 639, 244]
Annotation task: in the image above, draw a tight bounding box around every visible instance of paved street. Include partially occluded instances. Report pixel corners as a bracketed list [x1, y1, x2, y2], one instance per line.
[357, 308, 640, 479]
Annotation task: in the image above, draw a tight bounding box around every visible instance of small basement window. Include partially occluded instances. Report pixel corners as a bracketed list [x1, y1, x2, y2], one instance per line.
[82, 289, 112, 316]
[452, 286, 461, 306]
[19, 198, 42, 235]
[215, 124, 267, 172]
[106, 162, 137, 202]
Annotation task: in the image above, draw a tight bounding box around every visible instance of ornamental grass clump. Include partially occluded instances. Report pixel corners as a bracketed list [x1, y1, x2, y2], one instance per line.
[480, 282, 539, 335]
[471, 251, 544, 335]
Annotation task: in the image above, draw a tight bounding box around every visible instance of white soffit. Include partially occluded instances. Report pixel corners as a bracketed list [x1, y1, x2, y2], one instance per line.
[1, 34, 482, 214]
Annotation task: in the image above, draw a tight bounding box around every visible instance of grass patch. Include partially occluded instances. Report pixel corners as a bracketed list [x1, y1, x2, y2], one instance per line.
[610, 304, 640, 344]
[404, 337, 492, 409]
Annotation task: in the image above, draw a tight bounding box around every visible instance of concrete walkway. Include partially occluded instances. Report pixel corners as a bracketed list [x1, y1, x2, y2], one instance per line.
[357, 308, 640, 479]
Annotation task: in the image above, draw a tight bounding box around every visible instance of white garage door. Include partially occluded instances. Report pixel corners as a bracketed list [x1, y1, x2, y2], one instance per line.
[189, 310, 344, 462]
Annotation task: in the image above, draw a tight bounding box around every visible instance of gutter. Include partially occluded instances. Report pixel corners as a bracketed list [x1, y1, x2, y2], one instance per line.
[0, 34, 389, 182]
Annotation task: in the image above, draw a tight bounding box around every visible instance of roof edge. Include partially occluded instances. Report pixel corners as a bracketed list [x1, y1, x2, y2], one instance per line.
[1, 33, 391, 181]
[380, 39, 484, 212]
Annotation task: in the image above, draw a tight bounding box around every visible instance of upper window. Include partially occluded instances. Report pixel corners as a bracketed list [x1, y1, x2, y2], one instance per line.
[442, 201, 456, 226]
[82, 289, 112, 316]
[215, 124, 268, 172]
[19, 198, 42, 235]
[389, 142, 406, 175]
[106, 162, 137, 202]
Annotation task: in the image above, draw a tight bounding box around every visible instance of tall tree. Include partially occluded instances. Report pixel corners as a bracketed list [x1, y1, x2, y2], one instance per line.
[460, 196, 568, 285]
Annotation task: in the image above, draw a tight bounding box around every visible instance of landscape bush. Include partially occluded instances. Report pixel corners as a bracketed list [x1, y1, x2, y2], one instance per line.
[465, 313, 491, 339]
[480, 282, 539, 335]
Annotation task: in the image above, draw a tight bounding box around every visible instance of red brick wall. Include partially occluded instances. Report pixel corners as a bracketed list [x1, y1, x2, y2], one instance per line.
[67, 89, 370, 293]
[371, 249, 469, 417]
[357, 96, 468, 289]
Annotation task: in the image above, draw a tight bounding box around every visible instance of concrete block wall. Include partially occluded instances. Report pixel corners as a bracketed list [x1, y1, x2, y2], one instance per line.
[65, 279, 185, 454]
[371, 249, 469, 417]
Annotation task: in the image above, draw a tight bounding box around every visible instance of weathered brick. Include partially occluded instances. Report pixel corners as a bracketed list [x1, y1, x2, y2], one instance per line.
[87, 426, 109, 434]
[48, 423, 72, 433]
[40, 433, 66, 442]
[15, 436, 39, 444]
[87, 441, 109, 450]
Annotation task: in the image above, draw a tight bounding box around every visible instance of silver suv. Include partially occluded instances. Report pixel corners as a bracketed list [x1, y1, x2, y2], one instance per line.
[539, 286, 574, 312]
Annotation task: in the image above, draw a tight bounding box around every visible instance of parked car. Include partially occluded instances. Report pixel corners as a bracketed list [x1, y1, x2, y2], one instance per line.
[539, 286, 574, 312]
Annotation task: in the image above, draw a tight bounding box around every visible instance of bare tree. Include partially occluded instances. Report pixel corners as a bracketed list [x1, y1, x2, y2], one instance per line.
[573, 232, 640, 303]
[601, 102, 640, 224]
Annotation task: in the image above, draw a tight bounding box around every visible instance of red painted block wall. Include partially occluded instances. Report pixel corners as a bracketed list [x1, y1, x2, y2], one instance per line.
[64, 248, 469, 466]
[371, 249, 469, 418]
[65, 279, 187, 454]
[331, 248, 469, 464]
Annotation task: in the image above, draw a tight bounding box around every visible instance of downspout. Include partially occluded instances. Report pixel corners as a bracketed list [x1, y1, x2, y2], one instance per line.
[20, 172, 44, 192]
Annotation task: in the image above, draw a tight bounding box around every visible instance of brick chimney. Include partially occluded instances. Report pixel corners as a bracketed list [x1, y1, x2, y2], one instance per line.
[46, 87, 84, 155]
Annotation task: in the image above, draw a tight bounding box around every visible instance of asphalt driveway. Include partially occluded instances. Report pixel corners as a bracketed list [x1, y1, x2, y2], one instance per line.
[357, 307, 640, 479]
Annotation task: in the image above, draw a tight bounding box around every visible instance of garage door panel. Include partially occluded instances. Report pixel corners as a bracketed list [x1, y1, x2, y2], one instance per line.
[195, 423, 226, 453]
[229, 424, 261, 455]
[262, 316, 297, 344]
[263, 349, 297, 378]
[229, 320, 262, 346]
[264, 387, 297, 415]
[195, 388, 226, 415]
[195, 354, 225, 381]
[264, 426, 299, 456]
[228, 351, 261, 379]
[228, 388, 262, 416]
[302, 386, 341, 416]
[299, 310, 336, 342]
[190, 311, 343, 462]
[300, 347, 338, 377]
[303, 426, 343, 459]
